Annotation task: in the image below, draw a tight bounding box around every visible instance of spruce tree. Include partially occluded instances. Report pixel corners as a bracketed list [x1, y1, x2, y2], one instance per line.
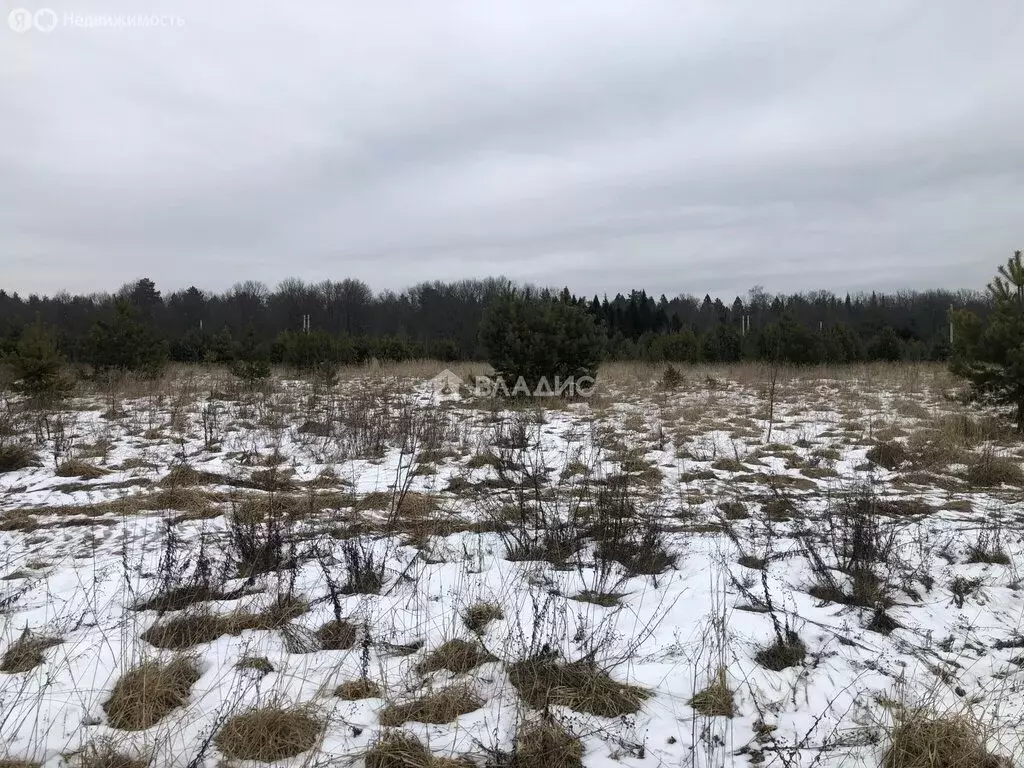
[951, 249, 1024, 430]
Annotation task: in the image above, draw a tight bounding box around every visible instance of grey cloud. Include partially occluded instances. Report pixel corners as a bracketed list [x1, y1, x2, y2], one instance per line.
[2, 0, 1022, 297]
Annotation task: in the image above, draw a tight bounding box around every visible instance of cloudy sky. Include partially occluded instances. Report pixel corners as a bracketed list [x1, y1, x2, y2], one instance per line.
[3, 1, 1022, 299]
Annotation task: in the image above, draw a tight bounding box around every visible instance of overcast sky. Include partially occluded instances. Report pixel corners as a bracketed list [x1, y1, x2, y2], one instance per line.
[3, 1, 1022, 299]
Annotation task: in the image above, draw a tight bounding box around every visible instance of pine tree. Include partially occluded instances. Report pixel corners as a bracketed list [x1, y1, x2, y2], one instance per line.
[951, 249, 1024, 430]
[89, 301, 168, 375]
[479, 292, 603, 396]
[11, 320, 73, 405]
[230, 327, 271, 386]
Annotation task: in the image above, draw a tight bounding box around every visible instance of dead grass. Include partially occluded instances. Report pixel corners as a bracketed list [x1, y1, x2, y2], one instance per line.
[141, 597, 307, 649]
[689, 667, 735, 717]
[103, 657, 200, 730]
[964, 449, 1024, 487]
[866, 441, 908, 470]
[507, 658, 650, 717]
[0, 630, 62, 673]
[316, 619, 358, 650]
[158, 465, 220, 487]
[462, 602, 504, 634]
[754, 631, 806, 671]
[214, 705, 324, 761]
[363, 732, 471, 768]
[513, 720, 583, 768]
[379, 684, 484, 726]
[236, 655, 274, 674]
[356, 491, 437, 516]
[335, 678, 383, 700]
[416, 639, 494, 675]
[883, 709, 1010, 768]
[572, 590, 624, 606]
[364, 733, 435, 768]
[133, 584, 230, 613]
[0, 443, 39, 474]
[55, 459, 109, 479]
[74, 742, 149, 768]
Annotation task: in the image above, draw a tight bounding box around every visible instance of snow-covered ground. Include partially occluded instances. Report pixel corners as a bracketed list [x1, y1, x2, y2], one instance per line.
[2, 363, 1024, 767]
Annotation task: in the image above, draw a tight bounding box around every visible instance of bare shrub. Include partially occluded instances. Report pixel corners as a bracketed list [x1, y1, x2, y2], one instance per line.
[339, 536, 386, 594]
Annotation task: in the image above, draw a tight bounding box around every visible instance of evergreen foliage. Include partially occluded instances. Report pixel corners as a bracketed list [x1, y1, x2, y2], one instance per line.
[951, 250, 1024, 430]
[479, 291, 604, 394]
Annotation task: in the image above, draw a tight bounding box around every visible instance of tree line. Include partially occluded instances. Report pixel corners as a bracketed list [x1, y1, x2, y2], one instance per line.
[0, 276, 990, 372]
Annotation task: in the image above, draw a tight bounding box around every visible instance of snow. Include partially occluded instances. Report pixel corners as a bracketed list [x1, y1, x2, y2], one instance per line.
[2, 366, 1024, 767]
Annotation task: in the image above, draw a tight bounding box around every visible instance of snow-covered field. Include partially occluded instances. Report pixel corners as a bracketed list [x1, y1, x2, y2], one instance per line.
[2, 362, 1024, 768]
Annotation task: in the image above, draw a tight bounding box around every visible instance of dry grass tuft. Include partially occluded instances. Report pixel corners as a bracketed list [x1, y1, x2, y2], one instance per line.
[689, 667, 735, 717]
[133, 584, 228, 613]
[158, 465, 218, 487]
[74, 742, 148, 768]
[462, 602, 504, 634]
[507, 658, 650, 717]
[754, 631, 806, 671]
[514, 720, 584, 768]
[866, 441, 908, 470]
[0, 443, 39, 474]
[236, 655, 274, 675]
[214, 705, 323, 762]
[363, 731, 472, 768]
[378, 684, 484, 726]
[56, 459, 109, 479]
[416, 639, 494, 675]
[964, 449, 1024, 487]
[883, 709, 1010, 768]
[364, 733, 435, 768]
[0, 631, 61, 673]
[335, 677, 383, 700]
[316, 619, 358, 650]
[357, 491, 437, 517]
[142, 597, 307, 649]
[103, 657, 201, 730]
[0, 760, 42, 768]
